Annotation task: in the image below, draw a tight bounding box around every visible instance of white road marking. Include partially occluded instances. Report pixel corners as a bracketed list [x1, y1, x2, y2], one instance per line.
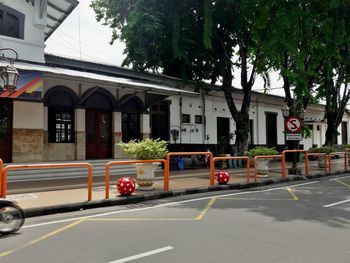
[23, 181, 318, 229]
[330, 175, 350, 181]
[323, 199, 350, 208]
[108, 246, 173, 263]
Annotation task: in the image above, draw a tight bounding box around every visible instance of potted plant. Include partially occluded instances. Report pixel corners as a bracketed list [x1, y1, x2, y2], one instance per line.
[309, 146, 336, 168]
[245, 147, 279, 177]
[117, 138, 168, 190]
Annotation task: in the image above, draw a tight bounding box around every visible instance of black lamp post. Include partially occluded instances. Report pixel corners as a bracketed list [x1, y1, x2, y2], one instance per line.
[0, 48, 19, 93]
[282, 102, 305, 175]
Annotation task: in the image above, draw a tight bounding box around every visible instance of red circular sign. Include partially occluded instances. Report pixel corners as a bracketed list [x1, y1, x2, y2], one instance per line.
[286, 117, 302, 133]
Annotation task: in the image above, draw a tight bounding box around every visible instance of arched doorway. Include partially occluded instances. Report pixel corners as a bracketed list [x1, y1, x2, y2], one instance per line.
[83, 88, 115, 159]
[121, 96, 142, 142]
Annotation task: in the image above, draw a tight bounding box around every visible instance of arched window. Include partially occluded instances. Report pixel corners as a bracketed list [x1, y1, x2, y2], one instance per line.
[45, 88, 77, 143]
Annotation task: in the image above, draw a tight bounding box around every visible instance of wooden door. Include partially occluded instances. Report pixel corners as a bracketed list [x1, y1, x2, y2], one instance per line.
[86, 109, 112, 159]
[0, 99, 12, 163]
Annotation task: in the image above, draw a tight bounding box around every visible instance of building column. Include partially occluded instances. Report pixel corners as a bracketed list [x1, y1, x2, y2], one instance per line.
[141, 113, 151, 139]
[75, 108, 85, 160]
[113, 111, 123, 158]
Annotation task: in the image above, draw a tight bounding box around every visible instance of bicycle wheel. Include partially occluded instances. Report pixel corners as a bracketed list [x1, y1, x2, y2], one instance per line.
[0, 203, 25, 235]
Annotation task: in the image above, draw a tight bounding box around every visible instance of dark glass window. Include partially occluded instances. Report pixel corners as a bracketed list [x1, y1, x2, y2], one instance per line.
[182, 114, 190, 123]
[195, 115, 203, 124]
[48, 108, 74, 143]
[0, 4, 24, 39]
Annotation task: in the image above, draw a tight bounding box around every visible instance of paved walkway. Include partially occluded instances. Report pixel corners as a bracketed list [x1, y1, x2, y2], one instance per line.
[5, 158, 348, 215]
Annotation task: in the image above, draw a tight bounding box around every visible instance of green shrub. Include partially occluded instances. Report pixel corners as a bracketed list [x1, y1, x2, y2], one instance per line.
[308, 146, 336, 154]
[117, 138, 168, 160]
[244, 147, 279, 158]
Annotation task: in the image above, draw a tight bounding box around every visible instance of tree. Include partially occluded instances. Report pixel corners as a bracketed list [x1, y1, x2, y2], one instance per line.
[316, 1, 350, 145]
[91, 0, 274, 154]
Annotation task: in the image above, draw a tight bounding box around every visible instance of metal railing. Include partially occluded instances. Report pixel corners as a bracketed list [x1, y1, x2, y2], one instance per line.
[0, 162, 93, 200]
[165, 152, 214, 191]
[105, 159, 168, 199]
[213, 156, 250, 183]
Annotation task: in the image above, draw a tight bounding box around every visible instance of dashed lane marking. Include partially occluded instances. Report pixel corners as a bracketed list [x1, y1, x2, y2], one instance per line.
[323, 198, 350, 208]
[108, 246, 174, 263]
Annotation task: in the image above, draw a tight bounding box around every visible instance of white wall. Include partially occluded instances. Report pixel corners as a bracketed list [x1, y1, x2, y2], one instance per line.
[0, 0, 46, 63]
[13, 101, 44, 129]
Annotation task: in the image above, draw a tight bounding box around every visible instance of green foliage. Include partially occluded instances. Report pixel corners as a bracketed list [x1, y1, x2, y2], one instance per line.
[309, 146, 336, 154]
[244, 147, 279, 158]
[118, 138, 168, 160]
[343, 144, 350, 150]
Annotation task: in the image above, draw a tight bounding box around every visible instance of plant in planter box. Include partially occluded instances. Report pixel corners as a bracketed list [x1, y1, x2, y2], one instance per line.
[244, 147, 279, 177]
[117, 138, 168, 190]
[309, 146, 336, 168]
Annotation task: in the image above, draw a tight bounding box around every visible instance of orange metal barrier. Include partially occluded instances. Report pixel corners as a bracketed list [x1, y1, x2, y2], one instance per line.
[305, 152, 328, 173]
[0, 159, 3, 197]
[105, 159, 167, 199]
[282, 150, 308, 177]
[1, 163, 93, 200]
[328, 152, 348, 172]
[213, 156, 250, 183]
[254, 155, 282, 182]
[165, 152, 214, 191]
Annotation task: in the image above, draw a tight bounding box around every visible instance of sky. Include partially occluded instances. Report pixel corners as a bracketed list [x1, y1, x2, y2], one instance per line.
[45, 0, 125, 66]
[45, 0, 284, 97]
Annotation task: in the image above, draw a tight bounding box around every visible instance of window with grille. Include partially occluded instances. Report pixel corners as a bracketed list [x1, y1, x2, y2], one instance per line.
[48, 108, 74, 143]
[0, 4, 24, 39]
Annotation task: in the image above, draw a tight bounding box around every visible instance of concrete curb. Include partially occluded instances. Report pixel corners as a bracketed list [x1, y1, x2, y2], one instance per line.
[23, 170, 350, 218]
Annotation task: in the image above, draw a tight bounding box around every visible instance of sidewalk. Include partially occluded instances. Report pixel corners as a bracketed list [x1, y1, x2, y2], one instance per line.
[6, 159, 349, 217]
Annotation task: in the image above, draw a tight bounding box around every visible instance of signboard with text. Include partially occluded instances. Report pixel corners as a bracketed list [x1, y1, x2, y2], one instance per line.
[286, 133, 302, 141]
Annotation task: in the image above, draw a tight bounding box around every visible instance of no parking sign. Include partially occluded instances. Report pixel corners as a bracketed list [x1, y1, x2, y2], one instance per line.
[285, 116, 302, 133]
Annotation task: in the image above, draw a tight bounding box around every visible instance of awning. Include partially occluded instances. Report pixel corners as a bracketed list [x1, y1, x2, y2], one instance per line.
[0, 61, 199, 97]
[45, 0, 79, 40]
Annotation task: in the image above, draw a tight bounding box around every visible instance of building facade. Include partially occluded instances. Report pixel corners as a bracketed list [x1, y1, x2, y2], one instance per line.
[0, 0, 349, 163]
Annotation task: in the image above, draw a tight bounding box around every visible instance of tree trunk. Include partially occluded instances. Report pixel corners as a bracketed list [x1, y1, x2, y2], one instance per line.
[325, 111, 339, 146]
[234, 113, 250, 154]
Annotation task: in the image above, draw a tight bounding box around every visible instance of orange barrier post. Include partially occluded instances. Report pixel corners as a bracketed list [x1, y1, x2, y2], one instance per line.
[0, 159, 3, 197]
[213, 156, 250, 183]
[165, 152, 214, 191]
[1, 163, 93, 200]
[253, 155, 282, 182]
[105, 159, 167, 199]
[282, 150, 308, 178]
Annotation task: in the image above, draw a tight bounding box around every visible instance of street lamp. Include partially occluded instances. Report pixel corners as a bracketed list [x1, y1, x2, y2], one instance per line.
[281, 104, 290, 118]
[0, 48, 19, 93]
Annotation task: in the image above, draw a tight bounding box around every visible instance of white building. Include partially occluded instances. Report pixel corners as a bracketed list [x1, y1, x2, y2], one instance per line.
[0, 0, 348, 163]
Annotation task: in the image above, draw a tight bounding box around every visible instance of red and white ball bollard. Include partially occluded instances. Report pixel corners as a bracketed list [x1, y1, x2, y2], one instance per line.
[117, 177, 136, 196]
[215, 170, 230, 185]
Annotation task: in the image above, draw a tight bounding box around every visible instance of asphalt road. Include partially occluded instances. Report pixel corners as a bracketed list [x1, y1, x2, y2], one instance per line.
[1, 175, 350, 263]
